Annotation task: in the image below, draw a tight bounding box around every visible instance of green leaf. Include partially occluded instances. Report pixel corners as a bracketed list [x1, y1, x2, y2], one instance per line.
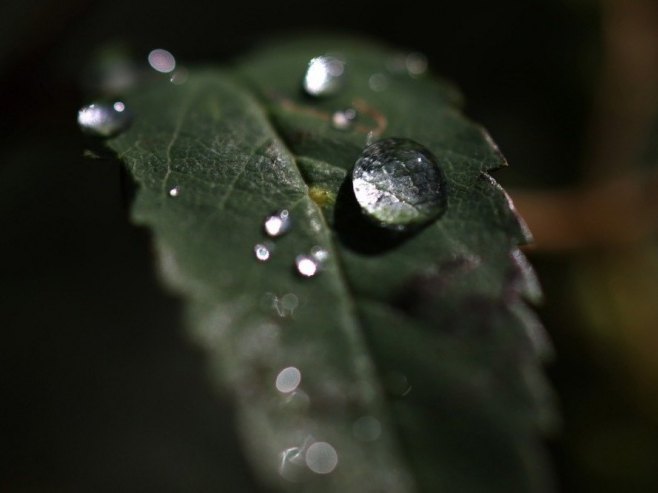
[106, 36, 555, 493]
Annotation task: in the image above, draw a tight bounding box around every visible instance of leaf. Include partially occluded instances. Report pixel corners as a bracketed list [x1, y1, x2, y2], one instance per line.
[106, 36, 555, 493]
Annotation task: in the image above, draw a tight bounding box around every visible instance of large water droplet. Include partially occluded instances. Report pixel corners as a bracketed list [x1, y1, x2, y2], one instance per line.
[77, 102, 132, 138]
[331, 108, 357, 130]
[303, 56, 345, 97]
[352, 138, 447, 230]
[295, 255, 320, 278]
[263, 209, 292, 237]
[148, 48, 176, 73]
[305, 442, 338, 474]
[275, 366, 302, 393]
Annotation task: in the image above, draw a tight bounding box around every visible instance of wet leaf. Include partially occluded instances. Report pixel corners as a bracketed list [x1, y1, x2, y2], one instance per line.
[106, 37, 555, 493]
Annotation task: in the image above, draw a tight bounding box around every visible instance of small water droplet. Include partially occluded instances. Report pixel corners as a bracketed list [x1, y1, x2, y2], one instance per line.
[303, 56, 345, 97]
[262, 292, 298, 317]
[352, 138, 447, 230]
[254, 242, 273, 262]
[331, 108, 357, 130]
[168, 185, 180, 197]
[263, 209, 292, 237]
[352, 416, 382, 442]
[148, 48, 176, 73]
[405, 52, 428, 76]
[305, 442, 338, 474]
[386, 371, 412, 397]
[295, 255, 319, 278]
[275, 366, 302, 393]
[368, 73, 388, 92]
[77, 102, 132, 138]
[310, 246, 329, 263]
[169, 67, 189, 85]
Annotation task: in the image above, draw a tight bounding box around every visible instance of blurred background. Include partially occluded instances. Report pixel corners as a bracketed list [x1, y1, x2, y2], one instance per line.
[1, 0, 657, 491]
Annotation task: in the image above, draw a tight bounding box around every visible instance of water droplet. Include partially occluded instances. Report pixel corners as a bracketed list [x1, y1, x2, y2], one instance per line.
[148, 48, 176, 73]
[168, 185, 180, 197]
[263, 209, 292, 237]
[352, 416, 382, 442]
[254, 243, 273, 262]
[279, 441, 310, 482]
[386, 371, 412, 397]
[305, 442, 338, 474]
[303, 56, 345, 97]
[77, 102, 132, 138]
[352, 138, 447, 230]
[295, 255, 319, 278]
[262, 292, 298, 317]
[368, 72, 388, 92]
[405, 52, 428, 76]
[331, 108, 357, 130]
[310, 245, 329, 263]
[169, 67, 189, 85]
[275, 366, 302, 393]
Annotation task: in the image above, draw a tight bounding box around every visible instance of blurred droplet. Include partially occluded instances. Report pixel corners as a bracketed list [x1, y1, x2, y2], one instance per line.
[77, 102, 132, 138]
[331, 108, 357, 130]
[276, 366, 302, 393]
[264, 209, 292, 237]
[303, 56, 345, 97]
[148, 48, 176, 73]
[168, 186, 180, 197]
[405, 52, 428, 76]
[169, 67, 189, 85]
[368, 73, 389, 92]
[310, 245, 329, 263]
[305, 442, 338, 474]
[352, 138, 447, 230]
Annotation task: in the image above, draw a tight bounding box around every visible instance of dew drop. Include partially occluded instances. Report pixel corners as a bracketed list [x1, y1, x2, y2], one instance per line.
[368, 72, 389, 92]
[331, 108, 357, 130]
[169, 67, 189, 85]
[168, 185, 180, 197]
[77, 102, 132, 138]
[405, 52, 428, 76]
[310, 245, 329, 263]
[263, 209, 292, 237]
[303, 56, 345, 97]
[352, 138, 447, 230]
[305, 442, 338, 474]
[148, 48, 176, 73]
[254, 242, 273, 262]
[275, 366, 302, 393]
[295, 255, 319, 278]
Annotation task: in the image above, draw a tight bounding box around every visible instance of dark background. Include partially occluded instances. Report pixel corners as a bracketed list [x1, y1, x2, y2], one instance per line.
[2, 0, 657, 491]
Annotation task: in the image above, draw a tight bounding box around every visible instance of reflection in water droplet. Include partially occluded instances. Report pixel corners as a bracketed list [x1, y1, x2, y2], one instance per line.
[310, 246, 329, 263]
[305, 442, 338, 474]
[264, 210, 292, 237]
[275, 366, 302, 393]
[352, 138, 446, 230]
[352, 416, 382, 442]
[148, 48, 176, 73]
[368, 73, 388, 92]
[303, 56, 345, 97]
[405, 52, 428, 76]
[254, 243, 273, 262]
[77, 102, 132, 138]
[331, 108, 357, 130]
[295, 255, 319, 278]
[168, 186, 180, 197]
[169, 67, 189, 85]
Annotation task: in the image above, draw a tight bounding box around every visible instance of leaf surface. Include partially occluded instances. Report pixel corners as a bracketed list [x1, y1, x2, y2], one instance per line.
[107, 37, 554, 493]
